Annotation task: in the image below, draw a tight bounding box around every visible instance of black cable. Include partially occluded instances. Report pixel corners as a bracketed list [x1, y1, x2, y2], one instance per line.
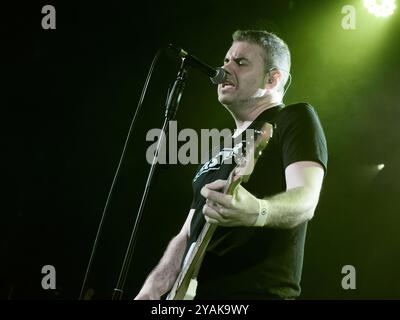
[79, 47, 166, 300]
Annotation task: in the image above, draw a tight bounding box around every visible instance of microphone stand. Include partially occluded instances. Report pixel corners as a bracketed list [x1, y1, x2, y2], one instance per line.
[111, 57, 189, 300]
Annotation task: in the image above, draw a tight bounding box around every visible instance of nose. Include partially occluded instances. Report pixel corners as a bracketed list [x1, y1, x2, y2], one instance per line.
[222, 62, 234, 75]
[222, 67, 231, 76]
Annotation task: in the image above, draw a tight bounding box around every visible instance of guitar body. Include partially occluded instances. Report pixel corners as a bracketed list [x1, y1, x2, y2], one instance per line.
[166, 122, 273, 300]
[166, 224, 217, 300]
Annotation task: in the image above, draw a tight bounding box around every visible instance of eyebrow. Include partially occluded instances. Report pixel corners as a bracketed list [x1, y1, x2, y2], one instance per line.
[223, 56, 250, 63]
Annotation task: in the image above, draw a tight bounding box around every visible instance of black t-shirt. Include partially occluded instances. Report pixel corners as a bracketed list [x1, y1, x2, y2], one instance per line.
[188, 102, 328, 299]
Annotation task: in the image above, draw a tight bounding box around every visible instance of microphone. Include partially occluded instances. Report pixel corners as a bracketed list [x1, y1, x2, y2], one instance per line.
[168, 44, 227, 84]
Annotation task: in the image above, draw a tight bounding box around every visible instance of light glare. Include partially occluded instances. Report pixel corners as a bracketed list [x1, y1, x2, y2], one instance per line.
[363, 0, 396, 17]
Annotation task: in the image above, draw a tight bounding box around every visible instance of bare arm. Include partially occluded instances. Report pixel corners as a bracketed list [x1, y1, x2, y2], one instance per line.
[134, 209, 194, 300]
[258, 161, 325, 228]
[201, 161, 325, 229]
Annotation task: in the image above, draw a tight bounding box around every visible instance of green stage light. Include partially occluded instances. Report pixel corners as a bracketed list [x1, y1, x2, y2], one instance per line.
[363, 0, 396, 17]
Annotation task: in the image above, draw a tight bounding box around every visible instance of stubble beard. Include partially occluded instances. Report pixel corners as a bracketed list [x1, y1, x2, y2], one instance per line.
[219, 93, 265, 117]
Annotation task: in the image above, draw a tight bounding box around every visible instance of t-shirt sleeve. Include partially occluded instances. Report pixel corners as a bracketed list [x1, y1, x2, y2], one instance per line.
[279, 103, 328, 174]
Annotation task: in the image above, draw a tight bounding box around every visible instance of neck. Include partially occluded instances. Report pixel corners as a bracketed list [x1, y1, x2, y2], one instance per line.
[231, 97, 282, 138]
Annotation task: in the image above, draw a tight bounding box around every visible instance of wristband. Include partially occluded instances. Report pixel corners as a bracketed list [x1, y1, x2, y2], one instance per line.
[254, 199, 268, 227]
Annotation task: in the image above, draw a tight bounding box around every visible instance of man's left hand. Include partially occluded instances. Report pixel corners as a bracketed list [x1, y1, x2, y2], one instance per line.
[200, 179, 260, 227]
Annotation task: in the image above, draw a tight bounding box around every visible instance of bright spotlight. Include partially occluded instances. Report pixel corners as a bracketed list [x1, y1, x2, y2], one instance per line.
[363, 0, 397, 17]
[377, 164, 385, 170]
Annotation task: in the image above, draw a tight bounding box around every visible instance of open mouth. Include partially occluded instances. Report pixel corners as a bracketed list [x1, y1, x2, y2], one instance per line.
[221, 80, 235, 89]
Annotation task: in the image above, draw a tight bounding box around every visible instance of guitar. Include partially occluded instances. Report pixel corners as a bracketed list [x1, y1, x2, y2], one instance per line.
[166, 122, 274, 300]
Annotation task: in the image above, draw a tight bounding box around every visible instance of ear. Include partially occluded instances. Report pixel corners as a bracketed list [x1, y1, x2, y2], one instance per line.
[264, 69, 281, 90]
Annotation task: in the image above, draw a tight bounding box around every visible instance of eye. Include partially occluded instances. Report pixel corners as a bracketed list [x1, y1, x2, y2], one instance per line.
[235, 58, 247, 66]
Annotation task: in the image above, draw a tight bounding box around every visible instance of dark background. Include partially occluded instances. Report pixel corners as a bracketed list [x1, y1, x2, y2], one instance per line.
[2, 0, 400, 299]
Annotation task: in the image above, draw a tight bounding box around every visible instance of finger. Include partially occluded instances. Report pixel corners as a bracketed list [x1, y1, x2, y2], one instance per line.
[201, 187, 233, 208]
[206, 198, 215, 207]
[203, 203, 224, 222]
[205, 179, 227, 191]
[205, 199, 221, 214]
[204, 215, 219, 224]
[204, 209, 237, 227]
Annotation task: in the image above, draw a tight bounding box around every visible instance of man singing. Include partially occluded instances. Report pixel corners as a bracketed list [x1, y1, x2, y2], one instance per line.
[135, 30, 328, 300]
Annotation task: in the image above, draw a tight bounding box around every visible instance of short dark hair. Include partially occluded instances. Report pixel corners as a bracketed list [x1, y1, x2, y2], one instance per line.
[232, 30, 291, 90]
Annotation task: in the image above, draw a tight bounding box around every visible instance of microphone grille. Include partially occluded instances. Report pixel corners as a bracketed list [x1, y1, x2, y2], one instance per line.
[210, 67, 227, 85]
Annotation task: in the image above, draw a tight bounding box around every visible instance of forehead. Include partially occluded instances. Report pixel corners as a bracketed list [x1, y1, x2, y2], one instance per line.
[225, 41, 265, 61]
